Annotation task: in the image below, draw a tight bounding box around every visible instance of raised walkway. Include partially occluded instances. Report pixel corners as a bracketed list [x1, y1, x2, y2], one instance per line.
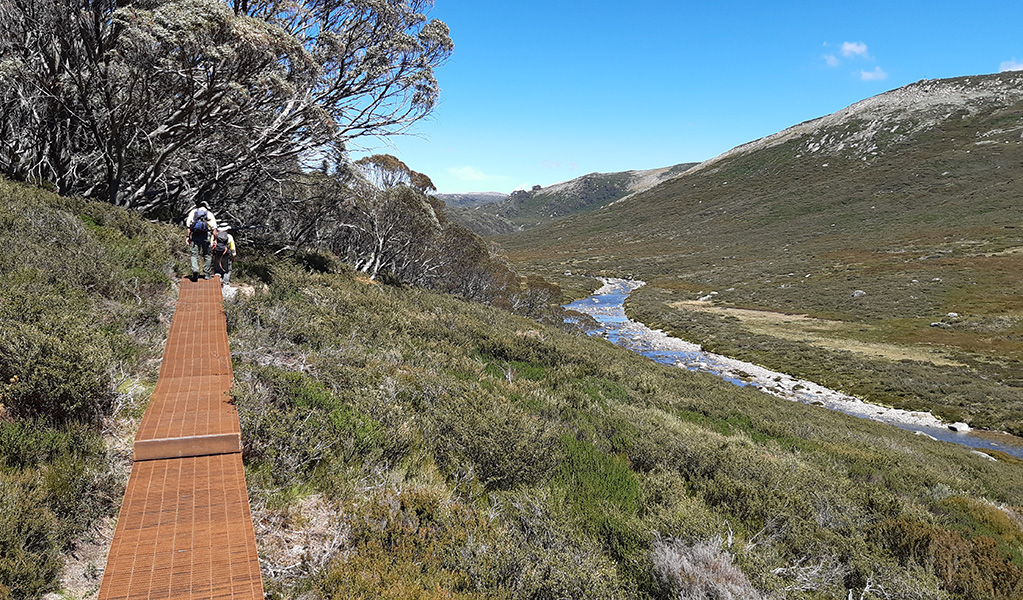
[98, 278, 263, 600]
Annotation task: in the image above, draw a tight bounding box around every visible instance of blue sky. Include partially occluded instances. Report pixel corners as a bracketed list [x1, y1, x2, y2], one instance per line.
[361, 0, 1023, 194]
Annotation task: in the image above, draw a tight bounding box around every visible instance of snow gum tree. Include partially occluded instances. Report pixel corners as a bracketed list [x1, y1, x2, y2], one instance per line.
[0, 0, 451, 212]
[313, 154, 441, 282]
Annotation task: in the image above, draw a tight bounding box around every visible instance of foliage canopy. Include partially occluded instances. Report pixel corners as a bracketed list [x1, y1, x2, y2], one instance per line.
[0, 0, 451, 212]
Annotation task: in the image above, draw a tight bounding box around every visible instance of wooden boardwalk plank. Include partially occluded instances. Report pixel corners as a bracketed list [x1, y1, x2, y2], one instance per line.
[98, 277, 263, 600]
[98, 454, 262, 600]
[135, 278, 239, 458]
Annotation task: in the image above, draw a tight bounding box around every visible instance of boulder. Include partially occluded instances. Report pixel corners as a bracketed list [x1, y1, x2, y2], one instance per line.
[852, 290, 867, 298]
[947, 422, 971, 433]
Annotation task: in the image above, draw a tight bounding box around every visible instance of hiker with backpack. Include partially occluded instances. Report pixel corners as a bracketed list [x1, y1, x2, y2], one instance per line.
[212, 227, 237, 286]
[185, 201, 218, 281]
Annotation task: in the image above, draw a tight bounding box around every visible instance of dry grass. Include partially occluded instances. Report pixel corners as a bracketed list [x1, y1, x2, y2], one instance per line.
[667, 300, 965, 366]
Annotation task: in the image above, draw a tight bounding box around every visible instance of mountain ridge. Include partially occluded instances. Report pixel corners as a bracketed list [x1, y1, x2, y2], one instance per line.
[443, 162, 697, 235]
[685, 71, 1023, 177]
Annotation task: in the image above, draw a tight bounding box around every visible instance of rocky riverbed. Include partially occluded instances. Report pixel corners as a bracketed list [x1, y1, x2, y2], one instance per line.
[565, 278, 1023, 460]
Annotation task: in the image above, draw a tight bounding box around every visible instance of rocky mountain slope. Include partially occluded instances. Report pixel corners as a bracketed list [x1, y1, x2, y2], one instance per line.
[692, 72, 1023, 173]
[500, 70, 1023, 434]
[446, 163, 697, 235]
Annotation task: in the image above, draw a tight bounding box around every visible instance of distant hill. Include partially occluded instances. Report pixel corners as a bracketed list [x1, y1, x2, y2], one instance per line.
[433, 191, 508, 208]
[444, 163, 697, 235]
[499, 71, 1023, 433]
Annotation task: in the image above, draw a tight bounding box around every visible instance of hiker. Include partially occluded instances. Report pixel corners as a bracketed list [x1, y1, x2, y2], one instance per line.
[185, 201, 218, 280]
[212, 227, 237, 285]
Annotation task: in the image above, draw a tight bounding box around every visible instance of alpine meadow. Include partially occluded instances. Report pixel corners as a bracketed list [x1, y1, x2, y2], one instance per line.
[1, 2, 1023, 600]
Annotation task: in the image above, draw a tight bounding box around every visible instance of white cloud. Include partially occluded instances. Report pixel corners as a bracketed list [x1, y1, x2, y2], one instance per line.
[860, 66, 888, 81]
[824, 54, 840, 67]
[842, 41, 869, 58]
[1001, 59, 1023, 72]
[448, 166, 491, 182]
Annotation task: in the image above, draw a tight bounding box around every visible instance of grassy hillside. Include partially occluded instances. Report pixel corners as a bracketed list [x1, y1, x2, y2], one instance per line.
[433, 192, 508, 208]
[447, 164, 697, 236]
[498, 71, 1023, 435]
[4, 176, 1023, 600]
[0, 180, 180, 599]
[227, 257, 1023, 599]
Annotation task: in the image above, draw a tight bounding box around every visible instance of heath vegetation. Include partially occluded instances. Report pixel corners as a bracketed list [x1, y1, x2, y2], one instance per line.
[3, 165, 1023, 599]
[224, 248, 1023, 599]
[0, 180, 179, 600]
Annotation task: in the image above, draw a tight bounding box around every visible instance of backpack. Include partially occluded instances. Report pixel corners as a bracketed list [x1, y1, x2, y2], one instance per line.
[214, 231, 230, 256]
[190, 208, 210, 240]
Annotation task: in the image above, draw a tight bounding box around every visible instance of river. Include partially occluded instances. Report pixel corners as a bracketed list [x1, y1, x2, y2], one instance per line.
[565, 278, 1023, 460]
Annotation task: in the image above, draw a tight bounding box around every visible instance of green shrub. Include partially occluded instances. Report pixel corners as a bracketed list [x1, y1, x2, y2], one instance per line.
[0, 178, 175, 597]
[317, 485, 485, 600]
[458, 487, 634, 599]
[639, 466, 721, 543]
[0, 421, 118, 596]
[0, 288, 113, 423]
[871, 518, 1023, 600]
[0, 179, 174, 425]
[0, 473, 60, 600]
[236, 366, 385, 491]
[0, 420, 101, 470]
[423, 383, 563, 490]
[554, 435, 641, 524]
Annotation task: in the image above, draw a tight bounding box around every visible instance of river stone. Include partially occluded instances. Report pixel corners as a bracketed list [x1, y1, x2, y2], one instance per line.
[948, 422, 971, 433]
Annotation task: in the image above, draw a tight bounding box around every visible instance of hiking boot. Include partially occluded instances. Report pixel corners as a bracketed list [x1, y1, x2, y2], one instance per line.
[191, 271, 199, 282]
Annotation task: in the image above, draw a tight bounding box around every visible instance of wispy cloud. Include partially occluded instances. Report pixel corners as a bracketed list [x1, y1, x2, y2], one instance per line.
[824, 41, 876, 70]
[1001, 59, 1023, 72]
[448, 166, 493, 182]
[842, 41, 870, 59]
[860, 66, 888, 81]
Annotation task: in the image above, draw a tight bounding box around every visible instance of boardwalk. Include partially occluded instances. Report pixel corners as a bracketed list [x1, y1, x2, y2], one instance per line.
[98, 278, 263, 600]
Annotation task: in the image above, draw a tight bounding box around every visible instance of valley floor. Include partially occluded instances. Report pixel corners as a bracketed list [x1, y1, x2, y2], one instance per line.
[665, 300, 965, 367]
[570, 278, 1023, 460]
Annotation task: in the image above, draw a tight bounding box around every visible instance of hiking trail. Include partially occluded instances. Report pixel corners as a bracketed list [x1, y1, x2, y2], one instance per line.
[97, 277, 263, 600]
